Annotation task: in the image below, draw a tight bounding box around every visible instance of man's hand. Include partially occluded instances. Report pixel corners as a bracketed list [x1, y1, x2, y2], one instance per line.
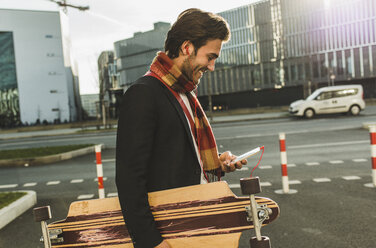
[155, 240, 171, 248]
[219, 151, 247, 172]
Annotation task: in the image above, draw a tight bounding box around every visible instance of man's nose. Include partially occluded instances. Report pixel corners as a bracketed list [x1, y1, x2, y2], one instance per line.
[208, 60, 215, 71]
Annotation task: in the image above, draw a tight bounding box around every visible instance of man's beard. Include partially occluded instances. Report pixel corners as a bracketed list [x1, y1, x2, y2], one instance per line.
[181, 56, 206, 86]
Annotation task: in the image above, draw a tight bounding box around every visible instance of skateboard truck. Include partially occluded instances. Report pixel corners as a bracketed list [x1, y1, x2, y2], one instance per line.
[33, 206, 52, 248]
[33, 205, 64, 247]
[240, 177, 272, 248]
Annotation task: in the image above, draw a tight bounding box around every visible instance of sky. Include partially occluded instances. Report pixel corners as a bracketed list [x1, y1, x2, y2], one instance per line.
[0, 0, 258, 94]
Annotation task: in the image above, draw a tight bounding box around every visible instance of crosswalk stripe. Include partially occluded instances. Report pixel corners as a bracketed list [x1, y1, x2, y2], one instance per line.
[288, 180, 301, 185]
[46, 181, 60, 185]
[342, 176, 361, 180]
[77, 194, 94, 200]
[306, 162, 320, 166]
[352, 158, 367, 162]
[259, 165, 272, 169]
[329, 160, 344, 164]
[71, 179, 84, 183]
[23, 182, 37, 187]
[260, 182, 272, 187]
[0, 184, 18, 189]
[313, 178, 331, 183]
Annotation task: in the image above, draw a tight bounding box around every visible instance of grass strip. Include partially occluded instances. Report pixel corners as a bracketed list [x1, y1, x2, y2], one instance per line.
[0, 144, 94, 160]
[0, 192, 27, 209]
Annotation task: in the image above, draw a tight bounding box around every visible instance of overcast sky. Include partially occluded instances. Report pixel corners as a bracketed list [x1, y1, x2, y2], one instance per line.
[1, 0, 258, 94]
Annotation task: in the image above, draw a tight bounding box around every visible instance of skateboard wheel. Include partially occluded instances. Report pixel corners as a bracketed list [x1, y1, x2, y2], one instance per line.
[240, 177, 261, 195]
[250, 236, 271, 248]
[33, 206, 52, 222]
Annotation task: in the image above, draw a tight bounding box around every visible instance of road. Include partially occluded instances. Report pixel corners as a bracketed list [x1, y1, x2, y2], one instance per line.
[0, 114, 375, 248]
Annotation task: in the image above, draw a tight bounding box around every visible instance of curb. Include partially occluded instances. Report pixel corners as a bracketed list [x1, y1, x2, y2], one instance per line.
[0, 190, 37, 230]
[0, 144, 104, 167]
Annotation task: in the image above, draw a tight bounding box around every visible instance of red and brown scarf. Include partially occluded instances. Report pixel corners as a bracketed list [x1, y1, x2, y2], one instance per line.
[147, 52, 221, 181]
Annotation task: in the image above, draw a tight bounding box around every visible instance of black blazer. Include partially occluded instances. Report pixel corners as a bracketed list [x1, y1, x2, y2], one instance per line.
[115, 76, 202, 248]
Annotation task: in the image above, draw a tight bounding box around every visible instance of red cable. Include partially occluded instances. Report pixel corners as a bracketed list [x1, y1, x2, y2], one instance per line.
[250, 146, 265, 178]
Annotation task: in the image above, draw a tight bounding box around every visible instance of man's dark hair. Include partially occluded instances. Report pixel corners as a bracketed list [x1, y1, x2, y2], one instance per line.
[165, 8, 230, 59]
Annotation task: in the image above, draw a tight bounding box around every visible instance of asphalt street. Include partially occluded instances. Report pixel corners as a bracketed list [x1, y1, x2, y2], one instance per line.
[0, 112, 375, 248]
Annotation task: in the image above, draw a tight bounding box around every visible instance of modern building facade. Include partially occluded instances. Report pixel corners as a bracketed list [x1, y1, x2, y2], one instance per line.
[198, 0, 376, 109]
[114, 22, 171, 89]
[0, 8, 81, 127]
[98, 51, 122, 118]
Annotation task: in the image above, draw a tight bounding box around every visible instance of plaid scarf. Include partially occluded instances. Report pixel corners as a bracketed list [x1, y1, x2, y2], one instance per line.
[148, 52, 221, 181]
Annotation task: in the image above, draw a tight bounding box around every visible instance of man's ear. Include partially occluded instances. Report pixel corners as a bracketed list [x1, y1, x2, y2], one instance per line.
[181, 41, 192, 56]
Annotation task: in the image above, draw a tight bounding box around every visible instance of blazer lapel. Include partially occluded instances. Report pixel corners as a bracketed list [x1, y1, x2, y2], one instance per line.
[151, 77, 198, 154]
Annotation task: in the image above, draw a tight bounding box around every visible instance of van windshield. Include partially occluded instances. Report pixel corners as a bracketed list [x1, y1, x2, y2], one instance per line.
[306, 90, 321, 101]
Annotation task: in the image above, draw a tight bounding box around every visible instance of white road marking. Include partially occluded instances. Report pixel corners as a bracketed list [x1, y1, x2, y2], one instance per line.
[289, 180, 302, 185]
[77, 194, 94, 200]
[329, 160, 344, 164]
[352, 158, 367, 162]
[93, 158, 115, 163]
[306, 162, 320, 166]
[71, 179, 84, 183]
[107, 193, 118, 197]
[288, 140, 369, 149]
[94, 177, 108, 181]
[229, 184, 240, 188]
[259, 165, 272, 169]
[313, 178, 331, 183]
[46, 181, 60, 185]
[23, 182, 37, 187]
[260, 182, 272, 187]
[0, 184, 18, 189]
[342, 176, 361, 180]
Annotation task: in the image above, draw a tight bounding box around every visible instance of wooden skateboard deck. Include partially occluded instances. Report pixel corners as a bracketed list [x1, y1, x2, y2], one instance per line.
[48, 181, 279, 247]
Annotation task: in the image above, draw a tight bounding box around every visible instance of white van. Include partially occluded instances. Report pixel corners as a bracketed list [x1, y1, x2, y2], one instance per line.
[289, 85, 366, 118]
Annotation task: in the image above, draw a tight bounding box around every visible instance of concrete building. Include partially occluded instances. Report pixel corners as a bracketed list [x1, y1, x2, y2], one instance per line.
[0, 8, 81, 127]
[114, 22, 171, 89]
[197, 0, 376, 109]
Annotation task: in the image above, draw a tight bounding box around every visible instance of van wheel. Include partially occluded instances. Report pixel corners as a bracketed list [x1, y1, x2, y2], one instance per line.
[304, 108, 315, 119]
[349, 105, 360, 116]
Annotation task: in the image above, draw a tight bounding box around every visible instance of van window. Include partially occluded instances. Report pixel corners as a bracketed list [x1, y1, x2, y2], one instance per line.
[332, 88, 358, 98]
[316, 91, 332, 100]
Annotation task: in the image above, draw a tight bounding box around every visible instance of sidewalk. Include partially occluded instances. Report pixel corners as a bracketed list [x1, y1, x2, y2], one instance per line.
[1, 105, 376, 140]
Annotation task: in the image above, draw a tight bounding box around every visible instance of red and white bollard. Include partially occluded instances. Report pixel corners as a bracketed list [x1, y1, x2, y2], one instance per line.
[275, 133, 297, 194]
[95, 145, 105, 199]
[365, 126, 376, 188]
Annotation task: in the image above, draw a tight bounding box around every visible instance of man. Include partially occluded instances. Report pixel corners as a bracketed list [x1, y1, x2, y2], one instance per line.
[116, 8, 247, 248]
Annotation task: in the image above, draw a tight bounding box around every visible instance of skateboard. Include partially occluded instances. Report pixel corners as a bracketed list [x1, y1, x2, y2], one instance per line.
[34, 179, 279, 248]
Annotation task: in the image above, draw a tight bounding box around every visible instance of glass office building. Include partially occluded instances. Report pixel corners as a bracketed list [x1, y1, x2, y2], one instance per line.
[0, 31, 20, 126]
[198, 0, 376, 102]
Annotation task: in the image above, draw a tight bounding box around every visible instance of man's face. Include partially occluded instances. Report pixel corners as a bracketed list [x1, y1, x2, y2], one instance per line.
[181, 39, 223, 85]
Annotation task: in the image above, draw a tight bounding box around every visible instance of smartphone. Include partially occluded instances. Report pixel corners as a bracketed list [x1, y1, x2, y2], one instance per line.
[233, 147, 262, 163]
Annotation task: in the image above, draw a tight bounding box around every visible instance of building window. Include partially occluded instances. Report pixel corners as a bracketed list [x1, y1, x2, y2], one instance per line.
[320, 54, 327, 78]
[50, 90, 58, 93]
[337, 51, 344, 75]
[298, 64, 304, 80]
[313, 57, 319, 78]
[372, 45, 376, 75]
[345, 49, 352, 76]
[45, 35, 53, 38]
[363, 46, 370, 77]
